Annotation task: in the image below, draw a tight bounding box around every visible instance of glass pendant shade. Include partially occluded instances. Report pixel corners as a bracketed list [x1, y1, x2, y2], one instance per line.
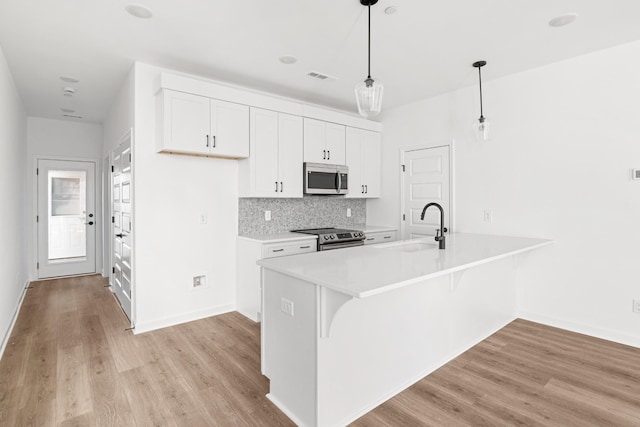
[473, 116, 490, 142]
[355, 78, 384, 118]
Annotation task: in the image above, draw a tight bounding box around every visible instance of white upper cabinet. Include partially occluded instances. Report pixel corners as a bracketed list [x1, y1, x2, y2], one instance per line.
[157, 89, 249, 159]
[303, 118, 346, 165]
[238, 107, 303, 198]
[346, 127, 381, 198]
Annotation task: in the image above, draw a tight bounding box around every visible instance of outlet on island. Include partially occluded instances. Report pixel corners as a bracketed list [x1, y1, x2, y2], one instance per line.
[193, 275, 206, 288]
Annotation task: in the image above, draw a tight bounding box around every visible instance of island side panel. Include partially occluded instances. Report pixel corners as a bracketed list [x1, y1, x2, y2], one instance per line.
[316, 258, 517, 427]
[262, 269, 318, 426]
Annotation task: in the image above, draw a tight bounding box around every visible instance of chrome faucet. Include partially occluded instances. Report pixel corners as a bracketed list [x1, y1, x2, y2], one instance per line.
[420, 202, 446, 250]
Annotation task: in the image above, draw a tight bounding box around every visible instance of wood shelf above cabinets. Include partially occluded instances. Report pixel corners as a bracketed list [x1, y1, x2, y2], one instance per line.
[156, 89, 249, 159]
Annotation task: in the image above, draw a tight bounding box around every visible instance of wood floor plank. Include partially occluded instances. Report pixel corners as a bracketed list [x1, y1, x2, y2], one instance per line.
[1, 274, 639, 426]
[55, 345, 93, 424]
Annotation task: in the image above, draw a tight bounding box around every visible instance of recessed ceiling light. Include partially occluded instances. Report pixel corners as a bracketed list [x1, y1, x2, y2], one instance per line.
[384, 6, 397, 15]
[279, 55, 298, 65]
[62, 87, 76, 96]
[125, 4, 153, 19]
[60, 76, 79, 83]
[61, 108, 75, 113]
[549, 13, 578, 27]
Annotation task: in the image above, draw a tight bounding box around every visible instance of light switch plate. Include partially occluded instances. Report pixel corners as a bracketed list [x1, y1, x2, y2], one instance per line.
[632, 169, 640, 180]
[281, 298, 294, 316]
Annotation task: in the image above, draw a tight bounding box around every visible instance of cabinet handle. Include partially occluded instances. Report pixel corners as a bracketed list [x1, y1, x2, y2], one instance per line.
[365, 184, 368, 194]
[206, 135, 210, 147]
[300, 246, 311, 249]
[361, 185, 364, 194]
[213, 135, 216, 148]
[272, 249, 284, 252]
[280, 182, 283, 192]
[275, 181, 278, 192]
[327, 150, 330, 160]
[366, 237, 374, 241]
[384, 236, 392, 239]
[323, 150, 326, 160]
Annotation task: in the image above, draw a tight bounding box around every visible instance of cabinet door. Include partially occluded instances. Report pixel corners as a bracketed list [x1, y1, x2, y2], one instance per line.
[211, 99, 249, 158]
[161, 90, 210, 154]
[250, 108, 280, 196]
[278, 113, 303, 198]
[361, 130, 381, 198]
[345, 127, 364, 198]
[325, 123, 346, 165]
[303, 118, 326, 163]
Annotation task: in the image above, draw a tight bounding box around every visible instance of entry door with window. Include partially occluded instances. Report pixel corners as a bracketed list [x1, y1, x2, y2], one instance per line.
[401, 146, 451, 240]
[112, 136, 133, 321]
[37, 159, 96, 278]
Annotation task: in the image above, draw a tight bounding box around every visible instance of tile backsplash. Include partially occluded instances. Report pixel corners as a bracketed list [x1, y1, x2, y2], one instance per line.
[238, 197, 366, 234]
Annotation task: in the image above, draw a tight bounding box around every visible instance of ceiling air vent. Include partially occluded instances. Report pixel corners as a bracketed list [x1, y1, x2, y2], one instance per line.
[307, 71, 337, 81]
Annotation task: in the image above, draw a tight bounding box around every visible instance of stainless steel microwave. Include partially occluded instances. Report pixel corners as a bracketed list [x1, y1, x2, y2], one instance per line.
[304, 163, 348, 195]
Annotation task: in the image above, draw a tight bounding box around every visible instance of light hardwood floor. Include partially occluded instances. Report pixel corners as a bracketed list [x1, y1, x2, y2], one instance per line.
[1, 275, 639, 426]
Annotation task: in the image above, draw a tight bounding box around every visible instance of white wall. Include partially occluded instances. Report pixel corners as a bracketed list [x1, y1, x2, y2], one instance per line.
[26, 117, 103, 280]
[0, 44, 28, 356]
[132, 63, 237, 332]
[370, 41, 640, 347]
[102, 67, 134, 278]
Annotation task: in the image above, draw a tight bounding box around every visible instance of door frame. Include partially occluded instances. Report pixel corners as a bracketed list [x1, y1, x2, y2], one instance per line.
[110, 129, 135, 328]
[32, 155, 101, 280]
[399, 140, 456, 239]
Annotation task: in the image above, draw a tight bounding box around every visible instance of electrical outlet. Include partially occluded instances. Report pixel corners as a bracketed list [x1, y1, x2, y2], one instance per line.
[633, 299, 640, 313]
[281, 298, 294, 316]
[264, 210, 271, 221]
[193, 275, 206, 288]
[347, 208, 352, 217]
[199, 212, 207, 224]
[483, 210, 494, 222]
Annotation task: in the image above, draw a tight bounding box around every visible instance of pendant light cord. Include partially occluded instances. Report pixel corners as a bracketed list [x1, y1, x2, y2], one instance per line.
[478, 66, 484, 119]
[367, 2, 371, 79]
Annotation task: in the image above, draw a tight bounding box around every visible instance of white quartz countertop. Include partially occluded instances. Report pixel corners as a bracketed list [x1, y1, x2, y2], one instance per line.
[258, 233, 552, 298]
[237, 232, 318, 244]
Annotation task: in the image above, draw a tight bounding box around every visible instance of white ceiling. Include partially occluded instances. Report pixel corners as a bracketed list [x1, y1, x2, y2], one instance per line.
[1, 0, 639, 123]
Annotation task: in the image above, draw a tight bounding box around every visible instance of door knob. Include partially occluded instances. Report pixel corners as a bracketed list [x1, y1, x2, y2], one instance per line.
[86, 221, 94, 225]
[116, 233, 124, 238]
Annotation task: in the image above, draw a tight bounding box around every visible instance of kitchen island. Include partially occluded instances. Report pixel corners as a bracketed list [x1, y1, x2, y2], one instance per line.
[258, 233, 551, 427]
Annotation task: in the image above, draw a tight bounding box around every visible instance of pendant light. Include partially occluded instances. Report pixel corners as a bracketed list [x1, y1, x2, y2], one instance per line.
[472, 60, 490, 141]
[355, 0, 383, 118]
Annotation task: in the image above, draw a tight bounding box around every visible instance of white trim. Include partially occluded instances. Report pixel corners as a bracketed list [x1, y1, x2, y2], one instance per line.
[518, 311, 640, 349]
[132, 304, 236, 335]
[399, 141, 454, 239]
[266, 394, 310, 427]
[0, 281, 29, 361]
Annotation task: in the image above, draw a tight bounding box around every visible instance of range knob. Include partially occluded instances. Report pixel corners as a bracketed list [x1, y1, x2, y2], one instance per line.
[330, 235, 335, 239]
[324, 235, 330, 240]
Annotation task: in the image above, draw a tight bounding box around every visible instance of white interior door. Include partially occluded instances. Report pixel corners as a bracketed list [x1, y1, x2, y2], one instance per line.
[37, 159, 96, 278]
[112, 135, 133, 322]
[401, 146, 451, 240]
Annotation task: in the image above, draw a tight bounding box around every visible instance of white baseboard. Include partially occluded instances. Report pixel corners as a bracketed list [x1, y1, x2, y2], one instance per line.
[133, 304, 236, 334]
[518, 311, 640, 349]
[0, 281, 29, 361]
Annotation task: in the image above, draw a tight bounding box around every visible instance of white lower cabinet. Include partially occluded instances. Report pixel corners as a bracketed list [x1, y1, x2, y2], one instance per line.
[364, 230, 397, 245]
[236, 237, 316, 321]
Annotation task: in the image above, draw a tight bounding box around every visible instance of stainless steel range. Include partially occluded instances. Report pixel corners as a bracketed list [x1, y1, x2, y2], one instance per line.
[291, 227, 366, 251]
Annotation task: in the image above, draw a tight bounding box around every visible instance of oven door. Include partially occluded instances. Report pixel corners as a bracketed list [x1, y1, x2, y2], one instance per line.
[304, 163, 348, 195]
[319, 240, 364, 251]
